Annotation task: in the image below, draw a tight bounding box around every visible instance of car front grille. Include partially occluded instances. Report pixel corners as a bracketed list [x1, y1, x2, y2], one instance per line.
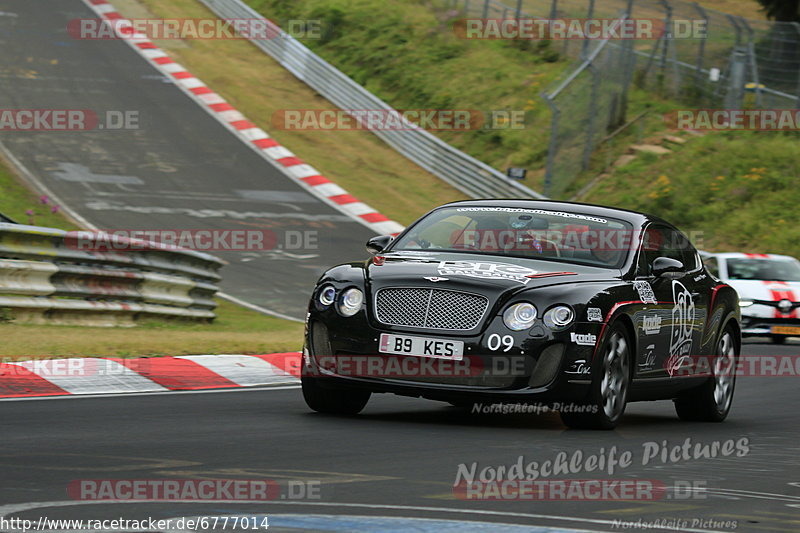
[375, 288, 488, 330]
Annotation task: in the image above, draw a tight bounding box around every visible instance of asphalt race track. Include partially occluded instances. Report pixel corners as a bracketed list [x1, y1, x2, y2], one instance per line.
[2, 1, 800, 533]
[1, 339, 800, 533]
[0, 0, 378, 319]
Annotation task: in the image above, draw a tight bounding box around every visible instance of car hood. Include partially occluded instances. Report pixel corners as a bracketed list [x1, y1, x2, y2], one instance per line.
[725, 279, 800, 301]
[365, 251, 617, 295]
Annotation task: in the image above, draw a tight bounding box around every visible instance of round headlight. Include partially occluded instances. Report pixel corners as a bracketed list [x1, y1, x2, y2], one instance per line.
[544, 305, 575, 329]
[739, 299, 754, 308]
[339, 288, 364, 317]
[503, 302, 537, 331]
[318, 285, 336, 306]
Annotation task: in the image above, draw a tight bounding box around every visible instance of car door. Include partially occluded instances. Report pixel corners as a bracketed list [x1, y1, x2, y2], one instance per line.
[634, 224, 706, 378]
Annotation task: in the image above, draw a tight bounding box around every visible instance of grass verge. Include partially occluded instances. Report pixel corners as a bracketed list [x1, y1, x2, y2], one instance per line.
[0, 298, 304, 358]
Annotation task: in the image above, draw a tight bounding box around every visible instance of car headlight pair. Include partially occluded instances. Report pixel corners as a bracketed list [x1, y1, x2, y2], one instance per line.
[317, 285, 363, 317]
[502, 303, 575, 331]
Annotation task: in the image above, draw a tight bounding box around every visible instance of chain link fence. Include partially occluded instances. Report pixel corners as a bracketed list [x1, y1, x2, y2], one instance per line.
[447, 0, 800, 196]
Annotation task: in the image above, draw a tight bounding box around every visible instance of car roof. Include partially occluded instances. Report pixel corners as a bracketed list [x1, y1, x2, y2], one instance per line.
[707, 252, 798, 261]
[439, 199, 666, 227]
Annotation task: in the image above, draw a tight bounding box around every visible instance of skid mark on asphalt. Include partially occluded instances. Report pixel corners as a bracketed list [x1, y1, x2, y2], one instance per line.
[0, 453, 199, 473]
[150, 469, 396, 486]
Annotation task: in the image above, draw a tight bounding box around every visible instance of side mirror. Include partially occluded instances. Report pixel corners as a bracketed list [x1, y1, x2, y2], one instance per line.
[652, 257, 684, 277]
[366, 235, 393, 255]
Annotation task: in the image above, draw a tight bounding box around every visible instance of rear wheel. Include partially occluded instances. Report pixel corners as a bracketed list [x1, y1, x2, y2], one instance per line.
[771, 335, 787, 345]
[560, 323, 631, 430]
[674, 325, 737, 422]
[301, 376, 371, 415]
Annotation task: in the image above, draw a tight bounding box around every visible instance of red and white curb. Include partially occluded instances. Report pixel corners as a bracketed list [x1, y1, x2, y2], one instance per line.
[82, 0, 404, 237]
[0, 353, 301, 398]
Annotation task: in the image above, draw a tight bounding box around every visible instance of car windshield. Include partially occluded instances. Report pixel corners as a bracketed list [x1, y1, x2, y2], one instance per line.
[726, 258, 800, 281]
[390, 206, 634, 269]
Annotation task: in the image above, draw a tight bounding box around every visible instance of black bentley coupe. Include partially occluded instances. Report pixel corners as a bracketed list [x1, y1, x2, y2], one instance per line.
[301, 200, 740, 429]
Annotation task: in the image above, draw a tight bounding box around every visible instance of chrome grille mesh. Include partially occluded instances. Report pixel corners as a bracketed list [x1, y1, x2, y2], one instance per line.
[375, 288, 488, 330]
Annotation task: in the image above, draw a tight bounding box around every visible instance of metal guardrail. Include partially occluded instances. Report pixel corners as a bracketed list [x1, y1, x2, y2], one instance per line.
[0, 223, 224, 325]
[197, 0, 545, 200]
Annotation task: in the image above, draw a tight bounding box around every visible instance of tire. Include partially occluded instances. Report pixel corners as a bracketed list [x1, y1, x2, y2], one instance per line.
[674, 325, 738, 422]
[301, 376, 371, 415]
[771, 335, 787, 345]
[560, 323, 632, 430]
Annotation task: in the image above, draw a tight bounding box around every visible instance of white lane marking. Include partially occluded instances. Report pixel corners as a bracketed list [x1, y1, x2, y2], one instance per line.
[176, 355, 297, 386]
[0, 385, 300, 402]
[82, 0, 401, 237]
[217, 292, 303, 322]
[0, 500, 735, 533]
[10, 359, 166, 395]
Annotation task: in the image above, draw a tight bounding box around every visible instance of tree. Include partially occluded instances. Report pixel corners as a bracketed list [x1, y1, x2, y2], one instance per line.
[756, 0, 800, 22]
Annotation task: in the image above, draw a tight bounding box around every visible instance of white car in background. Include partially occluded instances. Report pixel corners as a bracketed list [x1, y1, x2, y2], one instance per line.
[702, 253, 800, 343]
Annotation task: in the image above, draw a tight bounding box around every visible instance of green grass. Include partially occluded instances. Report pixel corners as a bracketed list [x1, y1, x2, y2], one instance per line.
[0, 298, 304, 358]
[0, 154, 77, 230]
[589, 130, 800, 255]
[245, 0, 570, 191]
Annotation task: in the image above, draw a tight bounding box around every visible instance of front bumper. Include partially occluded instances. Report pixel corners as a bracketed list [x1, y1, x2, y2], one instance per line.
[304, 310, 599, 404]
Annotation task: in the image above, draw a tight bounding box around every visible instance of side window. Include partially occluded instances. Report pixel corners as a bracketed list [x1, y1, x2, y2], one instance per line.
[639, 225, 696, 275]
[704, 257, 719, 277]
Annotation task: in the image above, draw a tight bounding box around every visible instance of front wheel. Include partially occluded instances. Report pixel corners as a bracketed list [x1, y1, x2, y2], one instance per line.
[301, 376, 371, 415]
[560, 323, 631, 430]
[674, 325, 738, 422]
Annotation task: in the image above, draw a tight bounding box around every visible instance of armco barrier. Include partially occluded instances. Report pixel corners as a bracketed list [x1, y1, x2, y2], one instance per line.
[0, 223, 224, 325]
[197, 0, 545, 200]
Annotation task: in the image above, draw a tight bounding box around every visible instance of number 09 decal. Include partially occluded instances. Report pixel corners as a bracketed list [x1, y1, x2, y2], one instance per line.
[487, 333, 514, 352]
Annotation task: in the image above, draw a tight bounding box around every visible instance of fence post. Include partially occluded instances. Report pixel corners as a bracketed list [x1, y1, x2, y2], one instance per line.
[582, 0, 596, 60]
[739, 17, 762, 107]
[582, 62, 600, 171]
[692, 3, 709, 105]
[658, 0, 673, 93]
[482, 0, 489, 19]
[793, 23, 800, 108]
[549, 0, 558, 21]
[515, 0, 522, 19]
[724, 48, 747, 109]
[542, 93, 560, 197]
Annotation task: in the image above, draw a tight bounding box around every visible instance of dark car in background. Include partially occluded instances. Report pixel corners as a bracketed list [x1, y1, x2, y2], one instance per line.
[301, 200, 740, 429]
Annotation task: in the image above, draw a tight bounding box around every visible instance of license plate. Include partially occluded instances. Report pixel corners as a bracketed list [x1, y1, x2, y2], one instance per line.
[378, 333, 464, 360]
[771, 326, 800, 335]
